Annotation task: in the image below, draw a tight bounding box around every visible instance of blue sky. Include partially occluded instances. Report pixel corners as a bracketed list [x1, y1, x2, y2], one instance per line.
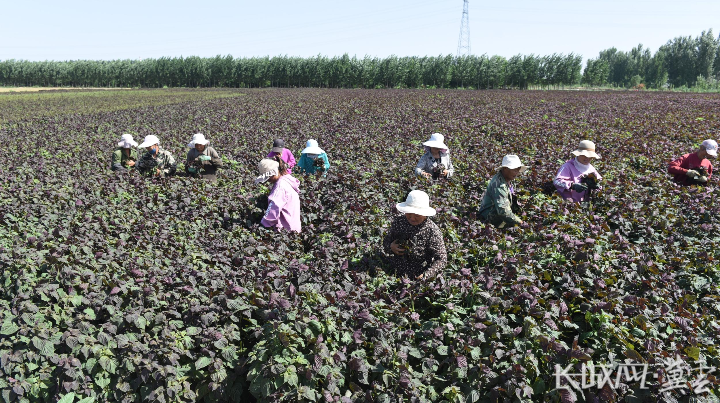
[2, 0, 719, 62]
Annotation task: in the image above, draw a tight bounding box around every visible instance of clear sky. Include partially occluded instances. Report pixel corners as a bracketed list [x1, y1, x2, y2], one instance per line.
[2, 0, 719, 62]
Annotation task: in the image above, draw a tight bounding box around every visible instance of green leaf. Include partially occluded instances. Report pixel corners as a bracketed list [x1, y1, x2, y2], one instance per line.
[284, 372, 298, 387]
[77, 396, 96, 403]
[221, 345, 237, 361]
[685, 347, 700, 360]
[195, 356, 213, 370]
[300, 386, 317, 401]
[58, 392, 75, 403]
[0, 320, 19, 335]
[308, 320, 324, 335]
[436, 345, 449, 355]
[70, 295, 83, 307]
[134, 316, 147, 330]
[83, 308, 96, 320]
[186, 327, 202, 336]
[94, 375, 110, 389]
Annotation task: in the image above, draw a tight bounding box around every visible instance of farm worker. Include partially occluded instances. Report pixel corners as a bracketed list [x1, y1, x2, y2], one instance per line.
[255, 156, 301, 232]
[383, 190, 447, 280]
[185, 133, 223, 181]
[266, 138, 296, 173]
[553, 140, 603, 202]
[415, 133, 455, 180]
[478, 155, 527, 228]
[668, 139, 716, 185]
[296, 139, 330, 175]
[111, 133, 139, 172]
[136, 135, 177, 177]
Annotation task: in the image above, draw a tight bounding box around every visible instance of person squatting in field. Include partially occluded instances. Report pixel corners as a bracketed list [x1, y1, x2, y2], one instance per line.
[185, 133, 223, 181]
[266, 138, 296, 173]
[255, 156, 301, 232]
[478, 155, 527, 228]
[414, 133, 455, 180]
[668, 139, 717, 186]
[383, 190, 447, 280]
[136, 135, 177, 177]
[296, 139, 330, 175]
[111, 133, 139, 172]
[553, 140, 603, 202]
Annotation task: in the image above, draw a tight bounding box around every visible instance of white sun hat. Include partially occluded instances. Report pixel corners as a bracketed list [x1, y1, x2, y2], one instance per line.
[187, 133, 210, 148]
[255, 159, 280, 184]
[301, 139, 324, 155]
[701, 139, 718, 157]
[422, 133, 448, 150]
[571, 140, 601, 159]
[138, 135, 160, 148]
[396, 190, 437, 217]
[117, 133, 138, 148]
[497, 155, 529, 173]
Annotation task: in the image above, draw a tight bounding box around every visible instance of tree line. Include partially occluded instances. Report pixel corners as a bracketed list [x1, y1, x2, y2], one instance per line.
[0, 54, 582, 90]
[0, 29, 718, 90]
[584, 29, 720, 89]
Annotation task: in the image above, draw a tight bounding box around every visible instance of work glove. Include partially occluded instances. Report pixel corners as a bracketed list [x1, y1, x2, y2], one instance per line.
[571, 183, 588, 192]
[686, 170, 700, 179]
[697, 176, 708, 183]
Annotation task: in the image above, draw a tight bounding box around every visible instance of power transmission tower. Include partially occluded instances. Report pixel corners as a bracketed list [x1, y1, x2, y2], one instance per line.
[456, 0, 470, 58]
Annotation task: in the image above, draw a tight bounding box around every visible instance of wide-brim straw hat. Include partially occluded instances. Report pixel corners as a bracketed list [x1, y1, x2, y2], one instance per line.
[571, 140, 601, 159]
[396, 190, 437, 217]
[255, 159, 280, 184]
[187, 133, 210, 148]
[117, 133, 138, 148]
[138, 135, 160, 148]
[422, 133, 448, 150]
[497, 154, 529, 173]
[301, 139, 324, 155]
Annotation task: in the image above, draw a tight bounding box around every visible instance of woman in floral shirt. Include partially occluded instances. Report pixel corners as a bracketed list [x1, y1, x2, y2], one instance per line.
[383, 190, 447, 280]
[414, 133, 455, 180]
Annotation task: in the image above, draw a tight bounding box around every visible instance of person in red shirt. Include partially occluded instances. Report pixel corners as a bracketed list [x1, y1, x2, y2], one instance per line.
[668, 139, 717, 185]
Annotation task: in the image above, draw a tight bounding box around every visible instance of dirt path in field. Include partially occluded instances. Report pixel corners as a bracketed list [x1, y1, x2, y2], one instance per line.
[0, 87, 133, 93]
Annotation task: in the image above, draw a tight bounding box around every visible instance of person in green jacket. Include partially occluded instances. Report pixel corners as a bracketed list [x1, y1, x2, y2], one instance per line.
[296, 139, 330, 175]
[478, 155, 528, 228]
[110, 134, 139, 172]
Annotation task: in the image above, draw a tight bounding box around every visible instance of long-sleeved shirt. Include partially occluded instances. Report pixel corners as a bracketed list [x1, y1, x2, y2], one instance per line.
[553, 159, 603, 202]
[414, 150, 454, 179]
[382, 215, 447, 279]
[186, 146, 223, 180]
[478, 171, 522, 226]
[136, 148, 177, 177]
[261, 175, 301, 232]
[266, 148, 296, 173]
[296, 152, 330, 175]
[110, 147, 138, 171]
[668, 152, 713, 185]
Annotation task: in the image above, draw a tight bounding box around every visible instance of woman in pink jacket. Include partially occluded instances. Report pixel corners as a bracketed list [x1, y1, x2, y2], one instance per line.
[553, 140, 602, 203]
[255, 156, 302, 232]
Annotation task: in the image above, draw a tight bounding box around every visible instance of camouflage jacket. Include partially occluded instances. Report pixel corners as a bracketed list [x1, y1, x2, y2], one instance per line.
[110, 147, 138, 171]
[478, 171, 522, 226]
[136, 148, 177, 177]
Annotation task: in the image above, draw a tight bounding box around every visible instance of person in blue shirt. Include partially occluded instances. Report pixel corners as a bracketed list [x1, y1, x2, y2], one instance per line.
[296, 139, 330, 175]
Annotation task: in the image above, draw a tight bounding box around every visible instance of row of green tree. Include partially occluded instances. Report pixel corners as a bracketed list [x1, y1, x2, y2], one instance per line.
[0, 53, 582, 89]
[1, 29, 718, 89]
[584, 29, 720, 89]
